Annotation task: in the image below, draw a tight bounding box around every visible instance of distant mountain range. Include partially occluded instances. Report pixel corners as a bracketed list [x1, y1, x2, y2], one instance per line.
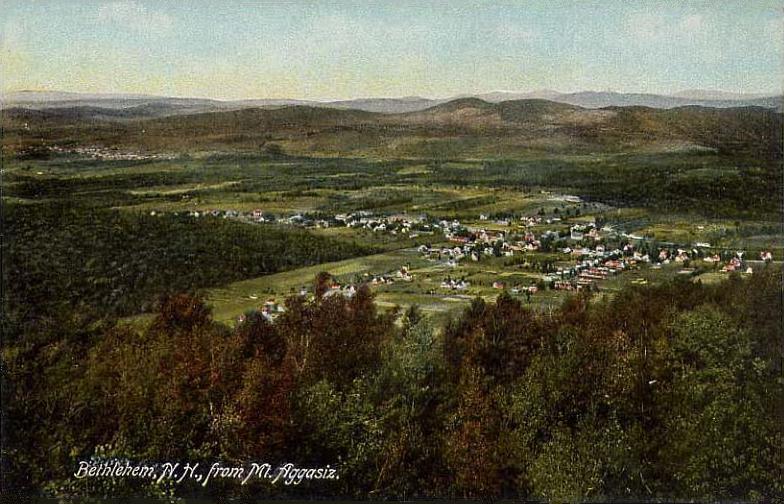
[670, 89, 777, 100]
[4, 94, 781, 161]
[2, 89, 781, 117]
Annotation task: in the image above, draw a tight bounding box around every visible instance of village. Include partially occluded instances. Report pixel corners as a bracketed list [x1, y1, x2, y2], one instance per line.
[46, 145, 177, 161]
[169, 206, 777, 324]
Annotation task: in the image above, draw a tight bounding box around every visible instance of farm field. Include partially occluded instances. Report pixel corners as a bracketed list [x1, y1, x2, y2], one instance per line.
[6, 147, 783, 329]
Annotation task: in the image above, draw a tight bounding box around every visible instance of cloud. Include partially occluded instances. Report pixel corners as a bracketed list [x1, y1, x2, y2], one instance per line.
[97, 1, 173, 34]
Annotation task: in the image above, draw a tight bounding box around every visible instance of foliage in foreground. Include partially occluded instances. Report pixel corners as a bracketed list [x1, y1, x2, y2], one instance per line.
[2, 271, 782, 501]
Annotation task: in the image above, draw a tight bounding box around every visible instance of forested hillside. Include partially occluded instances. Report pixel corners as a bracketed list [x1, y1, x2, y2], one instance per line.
[4, 203, 376, 319]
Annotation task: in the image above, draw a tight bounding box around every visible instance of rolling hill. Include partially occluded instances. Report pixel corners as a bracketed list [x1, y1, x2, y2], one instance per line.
[3, 89, 782, 117]
[2, 97, 782, 160]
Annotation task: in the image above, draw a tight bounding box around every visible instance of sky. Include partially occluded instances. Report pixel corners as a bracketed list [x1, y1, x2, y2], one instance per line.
[1, 0, 782, 100]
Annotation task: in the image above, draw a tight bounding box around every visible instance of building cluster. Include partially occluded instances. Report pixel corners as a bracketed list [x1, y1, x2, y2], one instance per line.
[440, 277, 470, 291]
[48, 145, 175, 161]
[548, 258, 627, 291]
[238, 209, 456, 236]
[157, 206, 776, 308]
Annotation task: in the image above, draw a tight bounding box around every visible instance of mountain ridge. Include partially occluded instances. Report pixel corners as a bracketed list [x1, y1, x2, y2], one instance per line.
[3, 89, 782, 116]
[4, 97, 781, 160]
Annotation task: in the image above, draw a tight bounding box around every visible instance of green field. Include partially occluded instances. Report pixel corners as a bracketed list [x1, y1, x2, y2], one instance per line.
[6, 148, 783, 328]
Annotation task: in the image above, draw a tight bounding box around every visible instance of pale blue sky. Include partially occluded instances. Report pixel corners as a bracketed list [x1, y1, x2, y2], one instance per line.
[1, 0, 782, 100]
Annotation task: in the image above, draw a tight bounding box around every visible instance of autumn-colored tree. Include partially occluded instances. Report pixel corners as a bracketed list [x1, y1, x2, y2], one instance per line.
[445, 361, 502, 498]
[314, 271, 333, 300]
[445, 293, 543, 385]
[150, 292, 212, 334]
[233, 353, 296, 459]
[280, 279, 394, 388]
[234, 310, 286, 363]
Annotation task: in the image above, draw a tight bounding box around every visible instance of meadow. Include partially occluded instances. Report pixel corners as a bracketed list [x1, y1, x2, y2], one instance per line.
[5, 147, 781, 327]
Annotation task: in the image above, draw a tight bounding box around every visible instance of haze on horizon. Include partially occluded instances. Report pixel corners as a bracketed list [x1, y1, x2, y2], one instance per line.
[1, 0, 782, 101]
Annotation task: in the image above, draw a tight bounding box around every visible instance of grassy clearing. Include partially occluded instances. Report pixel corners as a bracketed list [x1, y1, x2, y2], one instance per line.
[205, 249, 425, 322]
[205, 247, 575, 325]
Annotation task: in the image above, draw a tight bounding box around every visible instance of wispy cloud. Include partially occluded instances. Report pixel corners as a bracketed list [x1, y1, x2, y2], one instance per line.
[97, 1, 173, 34]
